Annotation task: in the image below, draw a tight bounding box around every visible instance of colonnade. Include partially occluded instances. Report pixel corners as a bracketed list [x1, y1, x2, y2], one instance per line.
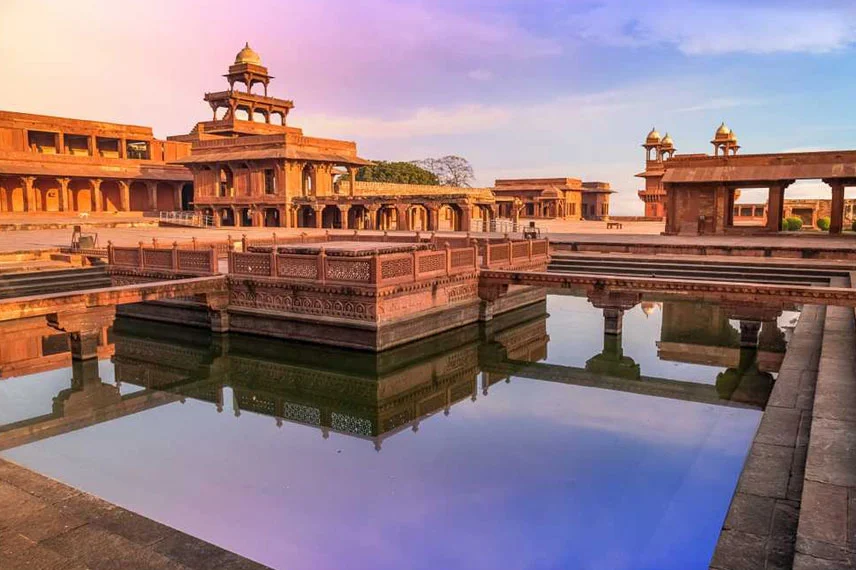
[202, 201, 497, 230]
[0, 176, 189, 213]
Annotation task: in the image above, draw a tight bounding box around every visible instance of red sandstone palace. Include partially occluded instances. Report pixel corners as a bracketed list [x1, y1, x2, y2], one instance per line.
[0, 44, 612, 230]
[638, 124, 856, 235]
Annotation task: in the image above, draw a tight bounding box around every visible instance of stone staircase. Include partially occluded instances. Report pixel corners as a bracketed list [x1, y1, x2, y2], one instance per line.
[0, 266, 112, 299]
[548, 253, 850, 286]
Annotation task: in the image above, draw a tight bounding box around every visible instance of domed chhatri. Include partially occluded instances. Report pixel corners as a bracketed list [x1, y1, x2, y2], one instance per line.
[714, 122, 732, 141]
[646, 127, 661, 144]
[660, 133, 674, 148]
[234, 42, 262, 66]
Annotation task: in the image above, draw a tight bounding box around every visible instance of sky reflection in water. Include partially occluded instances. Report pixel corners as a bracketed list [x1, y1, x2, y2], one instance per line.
[1, 295, 766, 570]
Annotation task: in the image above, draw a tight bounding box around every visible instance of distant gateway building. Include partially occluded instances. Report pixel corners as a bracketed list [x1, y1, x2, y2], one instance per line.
[0, 44, 616, 229]
[637, 123, 856, 235]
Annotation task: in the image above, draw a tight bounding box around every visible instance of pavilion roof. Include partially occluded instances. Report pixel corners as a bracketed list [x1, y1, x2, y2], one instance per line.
[175, 147, 372, 166]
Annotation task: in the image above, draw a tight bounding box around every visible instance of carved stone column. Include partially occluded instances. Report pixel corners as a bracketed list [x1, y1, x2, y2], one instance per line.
[145, 181, 157, 211]
[118, 180, 130, 211]
[58, 178, 69, 212]
[92, 178, 103, 212]
[23, 176, 36, 212]
[829, 180, 845, 234]
[339, 205, 351, 229]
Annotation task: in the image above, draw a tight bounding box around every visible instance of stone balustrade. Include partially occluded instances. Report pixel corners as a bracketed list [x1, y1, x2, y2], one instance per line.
[108, 241, 218, 274]
[227, 243, 482, 286]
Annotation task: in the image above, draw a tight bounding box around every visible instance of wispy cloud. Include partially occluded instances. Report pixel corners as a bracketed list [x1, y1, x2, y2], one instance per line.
[569, 0, 856, 55]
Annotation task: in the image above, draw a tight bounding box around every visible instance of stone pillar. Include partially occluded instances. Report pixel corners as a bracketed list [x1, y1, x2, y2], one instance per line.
[766, 184, 784, 232]
[459, 205, 472, 232]
[367, 205, 379, 230]
[22, 176, 36, 211]
[426, 206, 439, 231]
[174, 182, 183, 211]
[57, 133, 65, 154]
[233, 207, 242, 227]
[829, 181, 845, 234]
[396, 205, 410, 231]
[119, 137, 126, 159]
[339, 205, 350, 229]
[92, 179, 103, 212]
[118, 180, 130, 211]
[603, 308, 624, 335]
[47, 307, 116, 360]
[145, 181, 157, 211]
[88, 135, 96, 157]
[313, 205, 323, 229]
[58, 178, 69, 212]
[739, 321, 761, 348]
[348, 167, 357, 196]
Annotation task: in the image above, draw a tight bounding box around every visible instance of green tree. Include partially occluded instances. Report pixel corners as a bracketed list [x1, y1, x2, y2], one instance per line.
[356, 161, 439, 185]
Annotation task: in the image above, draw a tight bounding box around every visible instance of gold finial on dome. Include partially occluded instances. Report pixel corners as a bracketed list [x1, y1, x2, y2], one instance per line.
[235, 42, 262, 65]
[646, 127, 661, 144]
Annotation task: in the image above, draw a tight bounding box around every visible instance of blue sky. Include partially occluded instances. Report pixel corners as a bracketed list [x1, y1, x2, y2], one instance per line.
[3, 0, 856, 212]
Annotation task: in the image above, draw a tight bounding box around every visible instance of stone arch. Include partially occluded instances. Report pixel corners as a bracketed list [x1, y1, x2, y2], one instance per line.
[0, 177, 24, 212]
[376, 205, 400, 231]
[321, 205, 342, 229]
[347, 205, 369, 229]
[302, 164, 314, 196]
[69, 179, 92, 212]
[219, 208, 235, 227]
[129, 181, 148, 211]
[438, 204, 463, 231]
[180, 183, 193, 211]
[407, 204, 429, 231]
[219, 165, 234, 197]
[100, 180, 122, 212]
[297, 205, 316, 228]
[263, 208, 280, 227]
[34, 178, 62, 212]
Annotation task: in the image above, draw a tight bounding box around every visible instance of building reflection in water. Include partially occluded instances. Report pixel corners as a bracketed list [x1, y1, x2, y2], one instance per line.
[0, 294, 792, 452]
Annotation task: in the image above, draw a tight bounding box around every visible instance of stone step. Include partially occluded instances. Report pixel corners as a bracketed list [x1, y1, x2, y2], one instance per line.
[550, 254, 850, 278]
[547, 263, 828, 285]
[0, 267, 112, 299]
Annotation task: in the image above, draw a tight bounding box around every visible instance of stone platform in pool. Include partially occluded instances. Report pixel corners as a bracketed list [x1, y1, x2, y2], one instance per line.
[108, 236, 551, 351]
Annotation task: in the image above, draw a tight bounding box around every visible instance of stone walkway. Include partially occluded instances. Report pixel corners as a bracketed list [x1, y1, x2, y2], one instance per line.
[710, 305, 824, 570]
[795, 280, 856, 569]
[0, 458, 270, 570]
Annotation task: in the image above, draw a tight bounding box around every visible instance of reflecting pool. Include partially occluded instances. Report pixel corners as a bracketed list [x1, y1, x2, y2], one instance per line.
[0, 294, 796, 570]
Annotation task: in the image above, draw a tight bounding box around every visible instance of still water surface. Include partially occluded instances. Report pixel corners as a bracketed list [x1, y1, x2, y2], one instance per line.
[0, 295, 795, 570]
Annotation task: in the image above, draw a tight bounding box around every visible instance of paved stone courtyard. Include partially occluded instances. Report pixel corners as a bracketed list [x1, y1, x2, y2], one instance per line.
[0, 458, 269, 570]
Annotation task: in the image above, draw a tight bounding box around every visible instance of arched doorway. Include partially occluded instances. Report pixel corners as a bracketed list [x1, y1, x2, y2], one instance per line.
[181, 183, 193, 211]
[219, 208, 235, 227]
[376, 206, 399, 230]
[302, 164, 314, 196]
[408, 205, 428, 231]
[129, 181, 148, 211]
[298, 205, 316, 227]
[1, 177, 25, 212]
[438, 204, 462, 231]
[69, 180, 92, 212]
[321, 205, 341, 229]
[264, 208, 280, 227]
[100, 180, 122, 212]
[219, 166, 234, 197]
[348, 205, 369, 229]
[34, 178, 61, 212]
[240, 208, 253, 227]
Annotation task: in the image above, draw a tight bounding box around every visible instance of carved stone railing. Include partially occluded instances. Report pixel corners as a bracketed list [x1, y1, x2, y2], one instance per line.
[228, 243, 480, 286]
[483, 238, 550, 269]
[108, 242, 218, 275]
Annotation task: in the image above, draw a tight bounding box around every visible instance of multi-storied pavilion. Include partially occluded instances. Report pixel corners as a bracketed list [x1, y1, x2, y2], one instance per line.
[0, 112, 192, 214]
[493, 178, 613, 221]
[0, 43, 617, 229]
[637, 123, 856, 235]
